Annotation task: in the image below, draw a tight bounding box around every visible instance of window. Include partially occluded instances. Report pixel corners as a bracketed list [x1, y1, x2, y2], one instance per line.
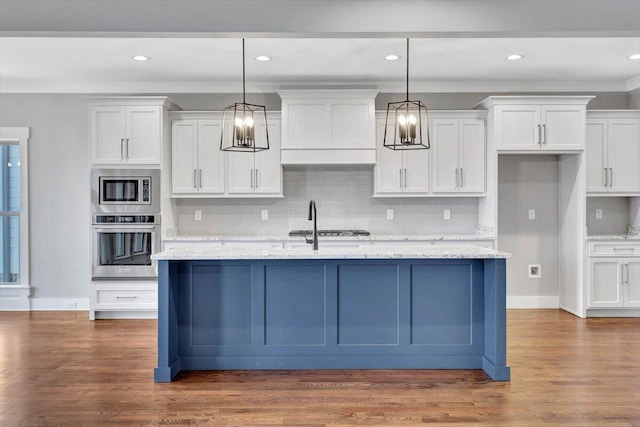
[0, 128, 29, 293]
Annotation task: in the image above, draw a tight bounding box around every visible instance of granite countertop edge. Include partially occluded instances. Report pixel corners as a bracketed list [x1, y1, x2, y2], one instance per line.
[164, 234, 497, 242]
[586, 235, 640, 241]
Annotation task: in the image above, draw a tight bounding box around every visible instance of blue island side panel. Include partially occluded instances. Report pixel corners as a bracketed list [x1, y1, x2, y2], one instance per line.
[155, 258, 509, 381]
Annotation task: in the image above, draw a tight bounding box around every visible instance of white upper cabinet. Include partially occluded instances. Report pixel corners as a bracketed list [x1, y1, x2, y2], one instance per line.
[279, 90, 378, 165]
[227, 119, 282, 195]
[431, 117, 485, 194]
[478, 96, 593, 152]
[374, 117, 429, 195]
[171, 112, 282, 198]
[89, 97, 179, 166]
[586, 111, 640, 195]
[171, 118, 225, 195]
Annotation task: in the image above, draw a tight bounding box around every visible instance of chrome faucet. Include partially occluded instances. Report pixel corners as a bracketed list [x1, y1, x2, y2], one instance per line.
[305, 200, 318, 250]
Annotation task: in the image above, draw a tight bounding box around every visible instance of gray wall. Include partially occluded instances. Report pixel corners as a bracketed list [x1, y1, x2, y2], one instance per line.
[178, 167, 479, 236]
[586, 197, 631, 235]
[630, 88, 640, 109]
[498, 155, 559, 298]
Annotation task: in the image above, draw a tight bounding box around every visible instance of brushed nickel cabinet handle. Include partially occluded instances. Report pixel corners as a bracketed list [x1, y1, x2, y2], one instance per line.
[403, 168, 407, 188]
[537, 124, 541, 145]
[125, 138, 130, 159]
[400, 169, 403, 188]
[460, 168, 464, 188]
[609, 168, 613, 188]
[542, 124, 546, 145]
[604, 168, 608, 187]
[120, 138, 124, 159]
[250, 169, 254, 188]
[255, 169, 259, 188]
[199, 169, 202, 188]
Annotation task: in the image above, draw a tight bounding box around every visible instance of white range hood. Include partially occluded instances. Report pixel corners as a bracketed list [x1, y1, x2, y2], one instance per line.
[278, 89, 379, 165]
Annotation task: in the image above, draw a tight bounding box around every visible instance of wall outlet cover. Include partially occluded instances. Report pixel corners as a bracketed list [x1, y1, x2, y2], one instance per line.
[528, 264, 542, 279]
[194, 210, 202, 221]
[528, 209, 536, 220]
[444, 209, 451, 220]
[261, 209, 268, 221]
[595, 208, 603, 220]
[64, 300, 77, 309]
[387, 209, 394, 220]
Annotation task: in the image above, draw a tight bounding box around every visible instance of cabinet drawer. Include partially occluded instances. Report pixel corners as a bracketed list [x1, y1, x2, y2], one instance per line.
[96, 289, 156, 305]
[589, 242, 640, 257]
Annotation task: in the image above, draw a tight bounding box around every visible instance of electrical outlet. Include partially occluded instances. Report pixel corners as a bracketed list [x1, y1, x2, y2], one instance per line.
[65, 300, 77, 309]
[528, 209, 536, 220]
[444, 209, 451, 220]
[194, 210, 202, 221]
[528, 264, 542, 279]
[387, 209, 394, 220]
[261, 209, 268, 220]
[595, 209, 603, 220]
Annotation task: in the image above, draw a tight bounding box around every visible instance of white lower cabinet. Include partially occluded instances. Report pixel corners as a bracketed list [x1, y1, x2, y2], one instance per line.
[588, 241, 640, 310]
[90, 281, 157, 320]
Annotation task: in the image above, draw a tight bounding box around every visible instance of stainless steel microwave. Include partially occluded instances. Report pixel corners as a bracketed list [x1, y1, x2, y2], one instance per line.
[91, 169, 160, 214]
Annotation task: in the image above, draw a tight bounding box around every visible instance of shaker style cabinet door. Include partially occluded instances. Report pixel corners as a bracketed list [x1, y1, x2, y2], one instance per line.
[539, 105, 585, 150]
[607, 119, 640, 193]
[495, 105, 540, 150]
[254, 121, 282, 195]
[458, 119, 485, 194]
[227, 152, 256, 194]
[589, 259, 624, 308]
[401, 146, 430, 193]
[90, 106, 127, 164]
[374, 119, 404, 194]
[625, 260, 640, 308]
[124, 106, 161, 164]
[198, 121, 225, 194]
[586, 120, 608, 193]
[171, 120, 199, 194]
[431, 119, 459, 193]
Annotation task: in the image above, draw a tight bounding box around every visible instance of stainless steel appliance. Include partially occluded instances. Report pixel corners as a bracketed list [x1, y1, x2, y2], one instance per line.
[91, 169, 160, 214]
[92, 214, 160, 280]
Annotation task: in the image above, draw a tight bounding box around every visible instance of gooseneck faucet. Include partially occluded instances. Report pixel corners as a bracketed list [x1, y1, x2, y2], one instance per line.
[305, 200, 318, 250]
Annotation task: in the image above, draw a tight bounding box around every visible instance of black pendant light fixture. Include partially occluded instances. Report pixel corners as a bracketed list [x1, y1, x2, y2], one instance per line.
[383, 38, 430, 150]
[221, 38, 269, 152]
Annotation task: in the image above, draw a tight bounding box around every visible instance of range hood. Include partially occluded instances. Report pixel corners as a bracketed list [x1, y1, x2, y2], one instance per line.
[278, 89, 379, 165]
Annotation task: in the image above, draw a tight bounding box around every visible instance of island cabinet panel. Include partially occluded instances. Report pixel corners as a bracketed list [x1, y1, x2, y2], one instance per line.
[155, 258, 509, 382]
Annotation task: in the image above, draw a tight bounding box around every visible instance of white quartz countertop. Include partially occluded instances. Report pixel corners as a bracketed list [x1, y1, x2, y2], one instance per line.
[152, 244, 510, 260]
[586, 235, 640, 241]
[164, 234, 496, 242]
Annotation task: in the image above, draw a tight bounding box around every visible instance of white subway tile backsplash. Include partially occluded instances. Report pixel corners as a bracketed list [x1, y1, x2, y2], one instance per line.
[177, 166, 479, 236]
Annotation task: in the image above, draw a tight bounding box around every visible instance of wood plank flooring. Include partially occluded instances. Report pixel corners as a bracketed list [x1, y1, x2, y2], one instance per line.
[0, 310, 638, 426]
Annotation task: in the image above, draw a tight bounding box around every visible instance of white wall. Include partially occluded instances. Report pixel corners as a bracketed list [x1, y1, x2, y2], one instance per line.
[498, 155, 560, 303]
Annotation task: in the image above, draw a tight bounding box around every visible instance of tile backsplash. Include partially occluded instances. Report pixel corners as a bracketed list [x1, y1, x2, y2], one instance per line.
[177, 166, 479, 236]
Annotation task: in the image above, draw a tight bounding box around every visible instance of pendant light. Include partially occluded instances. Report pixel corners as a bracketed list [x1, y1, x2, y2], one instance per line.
[221, 38, 269, 152]
[383, 38, 430, 150]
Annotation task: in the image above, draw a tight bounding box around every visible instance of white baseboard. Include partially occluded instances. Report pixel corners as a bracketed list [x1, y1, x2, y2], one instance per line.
[586, 308, 640, 318]
[560, 305, 586, 318]
[30, 298, 89, 311]
[93, 310, 157, 319]
[507, 295, 559, 309]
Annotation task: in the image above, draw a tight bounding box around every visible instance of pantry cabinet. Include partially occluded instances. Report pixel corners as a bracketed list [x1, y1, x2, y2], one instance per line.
[89, 97, 179, 166]
[586, 111, 640, 194]
[478, 96, 593, 152]
[431, 118, 485, 194]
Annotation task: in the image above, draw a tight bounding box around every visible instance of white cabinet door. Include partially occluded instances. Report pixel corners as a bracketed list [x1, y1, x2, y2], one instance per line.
[540, 105, 585, 150]
[254, 121, 282, 195]
[124, 106, 161, 164]
[375, 119, 404, 194]
[586, 120, 608, 193]
[90, 106, 126, 164]
[495, 105, 540, 150]
[402, 148, 430, 193]
[624, 260, 640, 308]
[198, 121, 225, 194]
[458, 119, 485, 194]
[607, 119, 640, 193]
[431, 119, 459, 193]
[171, 120, 198, 194]
[589, 259, 624, 308]
[227, 152, 256, 194]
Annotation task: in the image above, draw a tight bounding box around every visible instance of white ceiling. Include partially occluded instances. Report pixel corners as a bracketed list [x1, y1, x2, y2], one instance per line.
[0, 37, 639, 93]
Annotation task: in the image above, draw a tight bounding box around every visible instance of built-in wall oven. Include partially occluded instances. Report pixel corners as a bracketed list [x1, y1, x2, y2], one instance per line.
[92, 214, 160, 280]
[91, 169, 161, 280]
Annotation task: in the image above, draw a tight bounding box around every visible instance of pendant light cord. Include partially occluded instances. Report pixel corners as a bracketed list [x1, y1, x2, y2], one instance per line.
[242, 38, 246, 104]
[406, 38, 409, 101]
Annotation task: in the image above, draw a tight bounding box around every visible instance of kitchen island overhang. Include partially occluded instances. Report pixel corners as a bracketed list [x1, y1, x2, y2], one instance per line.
[153, 245, 511, 382]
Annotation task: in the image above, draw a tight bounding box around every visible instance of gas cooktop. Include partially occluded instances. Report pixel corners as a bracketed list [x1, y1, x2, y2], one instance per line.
[288, 230, 371, 237]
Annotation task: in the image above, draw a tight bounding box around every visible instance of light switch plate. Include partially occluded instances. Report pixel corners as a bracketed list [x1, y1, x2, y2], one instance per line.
[528, 209, 536, 220]
[444, 209, 451, 220]
[261, 209, 268, 220]
[595, 209, 603, 220]
[387, 209, 394, 220]
[195, 210, 202, 221]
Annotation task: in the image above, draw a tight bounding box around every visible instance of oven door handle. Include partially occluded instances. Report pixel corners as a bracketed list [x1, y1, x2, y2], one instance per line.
[93, 225, 157, 232]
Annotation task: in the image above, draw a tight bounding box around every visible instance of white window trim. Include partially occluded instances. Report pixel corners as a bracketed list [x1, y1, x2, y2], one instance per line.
[0, 127, 30, 311]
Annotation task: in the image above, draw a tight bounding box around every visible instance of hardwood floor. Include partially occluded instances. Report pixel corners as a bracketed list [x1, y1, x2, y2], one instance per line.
[0, 310, 638, 426]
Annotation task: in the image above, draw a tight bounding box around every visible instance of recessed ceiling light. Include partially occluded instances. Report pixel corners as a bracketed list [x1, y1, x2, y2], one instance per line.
[132, 55, 150, 61]
[629, 54, 640, 60]
[255, 55, 271, 61]
[385, 54, 400, 61]
[506, 54, 524, 61]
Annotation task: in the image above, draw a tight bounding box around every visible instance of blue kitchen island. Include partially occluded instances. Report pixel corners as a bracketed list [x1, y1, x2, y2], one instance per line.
[152, 245, 511, 382]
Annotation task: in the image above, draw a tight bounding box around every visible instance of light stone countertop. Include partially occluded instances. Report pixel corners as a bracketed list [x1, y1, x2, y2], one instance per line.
[164, 234, 496, 242]
[586, 235, 640, 241]
[152, 244, 510, 260]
